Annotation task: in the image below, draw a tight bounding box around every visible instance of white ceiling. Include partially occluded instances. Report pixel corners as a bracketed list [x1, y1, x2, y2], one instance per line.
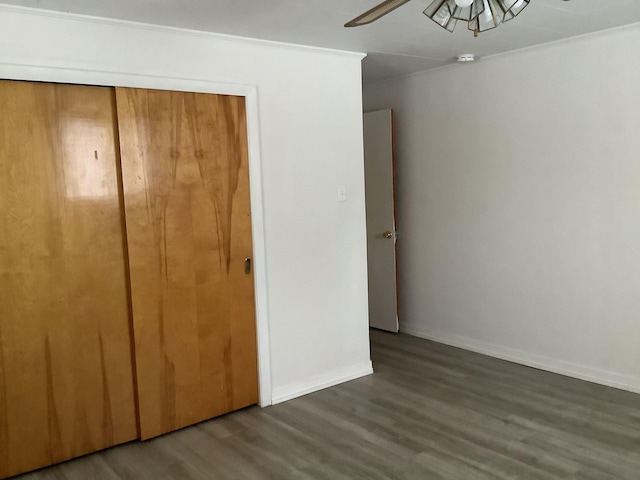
[4, 0, 640, 83]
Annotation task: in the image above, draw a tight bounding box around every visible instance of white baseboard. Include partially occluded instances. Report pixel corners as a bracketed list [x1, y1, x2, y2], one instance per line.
[271, 361, 374, 405]
[401, 323, 640, 395]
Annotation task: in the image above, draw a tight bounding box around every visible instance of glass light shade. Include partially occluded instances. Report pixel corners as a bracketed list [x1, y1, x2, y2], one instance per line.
[468, 0, 502, 34]
[502, 0, 530, 22]
[424, 0, 530, 35]
[423, 0, 458, 32]
[451, 0, 484, 22]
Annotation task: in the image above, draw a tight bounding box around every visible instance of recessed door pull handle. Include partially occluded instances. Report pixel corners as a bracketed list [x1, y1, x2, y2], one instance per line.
[245, 258, 252, 274]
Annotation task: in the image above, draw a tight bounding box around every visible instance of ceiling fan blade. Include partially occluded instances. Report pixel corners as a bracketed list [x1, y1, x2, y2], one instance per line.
[344, 0, 412, 27]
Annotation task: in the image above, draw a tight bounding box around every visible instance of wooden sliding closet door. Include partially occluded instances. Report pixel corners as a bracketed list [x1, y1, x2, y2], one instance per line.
[0, 81, 138, 478]
[115, 88, 258, 440]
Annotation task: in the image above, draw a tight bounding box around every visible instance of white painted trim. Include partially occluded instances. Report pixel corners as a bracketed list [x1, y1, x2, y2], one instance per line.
[244, 88, 274, 408]
[0, 63, 256, 96]
[401, 323, 640, 395]
[271, 361, 374, 405]
[0, 64, 274, 407]
[0, 4, 366, 60]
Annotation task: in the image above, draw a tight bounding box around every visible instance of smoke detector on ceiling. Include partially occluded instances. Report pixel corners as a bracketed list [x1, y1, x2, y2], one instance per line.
[457, 53, 475, 63]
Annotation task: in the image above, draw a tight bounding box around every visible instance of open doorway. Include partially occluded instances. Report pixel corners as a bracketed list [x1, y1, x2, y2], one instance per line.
[363, 109, 399, 333]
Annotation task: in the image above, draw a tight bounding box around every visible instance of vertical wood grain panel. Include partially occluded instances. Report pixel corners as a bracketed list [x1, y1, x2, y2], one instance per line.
[115, 88, 258, 440]
[0, 80, 138, 478]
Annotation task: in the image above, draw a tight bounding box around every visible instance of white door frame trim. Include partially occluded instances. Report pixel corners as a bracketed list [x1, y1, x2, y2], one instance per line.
[0, 63, 273, 407]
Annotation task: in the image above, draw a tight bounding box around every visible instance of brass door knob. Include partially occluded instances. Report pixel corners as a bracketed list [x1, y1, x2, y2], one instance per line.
[382, 231, 393, 239]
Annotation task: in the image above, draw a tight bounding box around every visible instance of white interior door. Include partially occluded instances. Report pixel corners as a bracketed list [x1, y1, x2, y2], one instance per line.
[364, 109, 399, 332]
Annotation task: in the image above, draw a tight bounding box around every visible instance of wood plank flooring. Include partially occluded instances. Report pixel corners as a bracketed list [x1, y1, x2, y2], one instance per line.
[16, 330, 640, 479]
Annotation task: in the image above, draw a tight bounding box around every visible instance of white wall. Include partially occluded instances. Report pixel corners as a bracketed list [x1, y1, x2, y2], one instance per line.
[0, 5, 372, 405]
[364, 25, 640, 393]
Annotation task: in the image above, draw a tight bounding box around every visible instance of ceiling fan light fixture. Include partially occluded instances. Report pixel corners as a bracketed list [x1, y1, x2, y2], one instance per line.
[424, 0, 530, 35]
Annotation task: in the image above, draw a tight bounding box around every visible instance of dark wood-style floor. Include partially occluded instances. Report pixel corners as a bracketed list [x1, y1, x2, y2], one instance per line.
[18, 330, 640, 479]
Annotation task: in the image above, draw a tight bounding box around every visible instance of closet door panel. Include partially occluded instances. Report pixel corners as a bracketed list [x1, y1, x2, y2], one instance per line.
[0, 80, 138, 478]
[115, 88, 258, 440]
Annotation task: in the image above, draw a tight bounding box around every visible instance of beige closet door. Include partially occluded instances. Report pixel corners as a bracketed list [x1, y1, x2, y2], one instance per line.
[0, 81, 138, 478]
[115, 88, 258, 440]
